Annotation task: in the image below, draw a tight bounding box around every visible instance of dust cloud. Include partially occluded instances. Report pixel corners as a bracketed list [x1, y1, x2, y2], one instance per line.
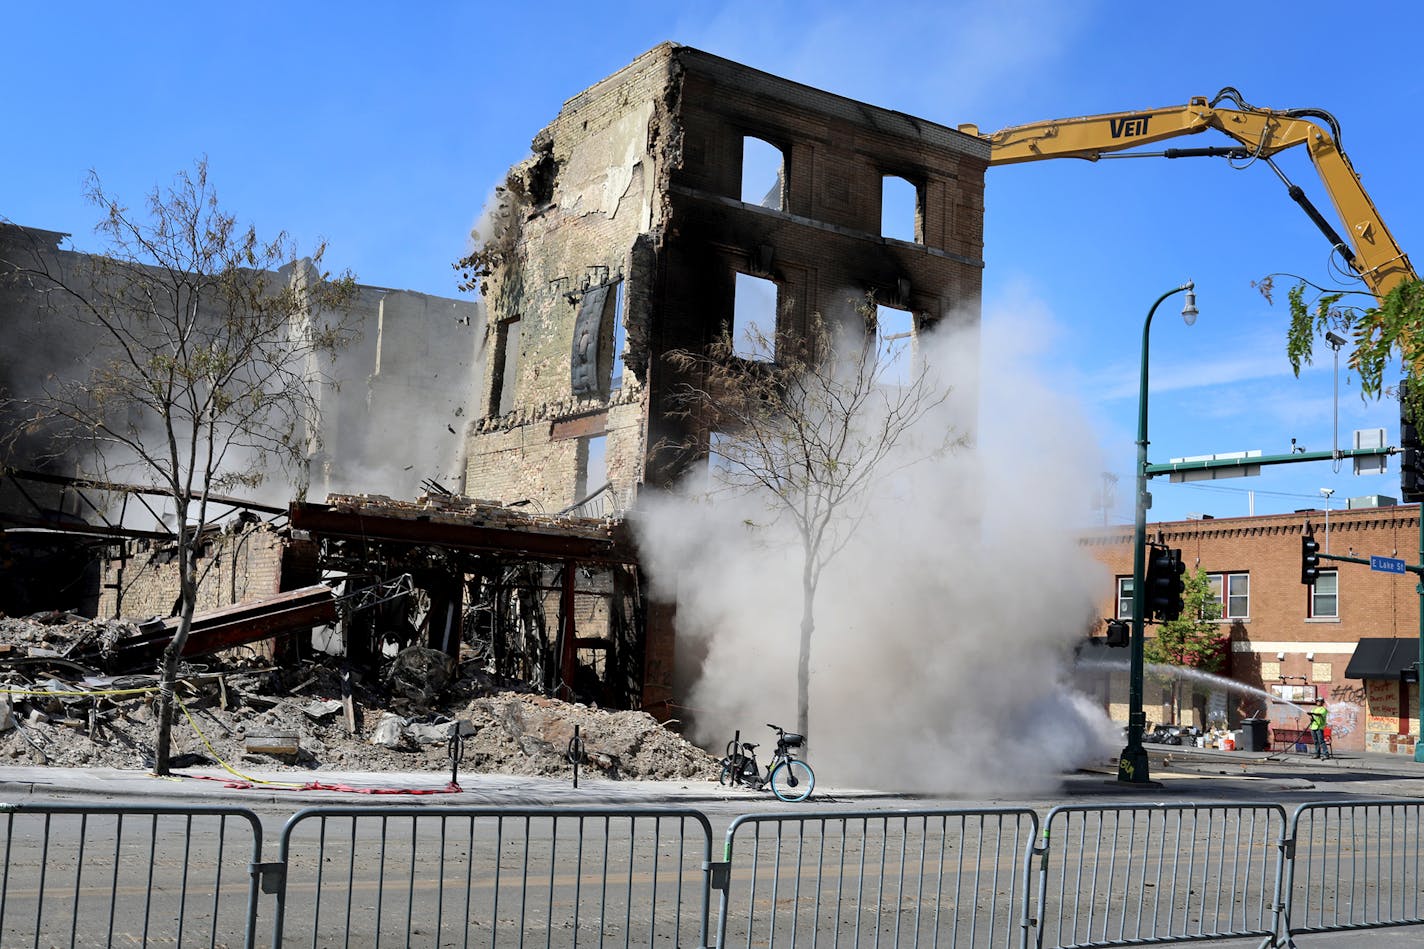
[633, 309, 1119, 795]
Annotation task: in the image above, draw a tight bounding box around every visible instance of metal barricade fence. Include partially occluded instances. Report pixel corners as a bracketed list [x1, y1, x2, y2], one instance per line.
[272, 805, 715, 948]
[714, 808, 1041, 949]
[1033, 803, 1288, 949]
[0, 801, 265, 949]
[1282, 800, 1424, 940]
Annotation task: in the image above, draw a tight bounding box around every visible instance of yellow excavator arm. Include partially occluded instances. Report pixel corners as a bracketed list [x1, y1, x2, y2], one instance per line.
[963, 89, 1415, 302]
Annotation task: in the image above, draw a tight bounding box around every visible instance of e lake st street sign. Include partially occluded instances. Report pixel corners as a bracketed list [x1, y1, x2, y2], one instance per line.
[1370, 555, 1407, 575]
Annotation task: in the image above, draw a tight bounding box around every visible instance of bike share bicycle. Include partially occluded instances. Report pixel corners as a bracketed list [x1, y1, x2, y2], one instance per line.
[718, 723, 815, 802]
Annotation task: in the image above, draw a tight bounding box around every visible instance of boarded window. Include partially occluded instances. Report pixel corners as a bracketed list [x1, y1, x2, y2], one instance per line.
[571, 285, 610, 398]
[732, 273, 778, 361]
[875, 304, 914, 386]
[742, 137, 784, 210]
[492, 316, 522, 416]
[881, 175, 920, 242]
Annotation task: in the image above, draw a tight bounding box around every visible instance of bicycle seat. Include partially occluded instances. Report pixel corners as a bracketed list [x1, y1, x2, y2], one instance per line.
[781, 734, 804, 747]
[741, 742, 759, 752]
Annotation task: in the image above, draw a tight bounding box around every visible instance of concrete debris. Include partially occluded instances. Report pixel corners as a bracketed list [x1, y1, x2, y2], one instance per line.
[0, 609, 719, 781]
[371, 713, 405, 749]
[302, 699, 344, 721]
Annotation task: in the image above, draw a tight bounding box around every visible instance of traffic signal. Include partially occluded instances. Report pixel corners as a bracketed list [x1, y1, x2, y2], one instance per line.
[1402, 381, 1424, 503]
[1144, 545, 1186, 622]
[1301, 529, 1321, 586]
[1104, 619, 1130, 647]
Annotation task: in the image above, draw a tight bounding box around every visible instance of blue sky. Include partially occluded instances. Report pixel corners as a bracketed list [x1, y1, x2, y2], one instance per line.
[8, 1, 1423, 524]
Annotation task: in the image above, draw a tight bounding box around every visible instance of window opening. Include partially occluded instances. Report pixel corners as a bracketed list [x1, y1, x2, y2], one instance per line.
[732, 273, 778, 360]
[1116, 576, 1133, 619]
[1310, 571, 1338, 618]
[493, 316, 522, 416]
[875, 304, 915, 386]
[577, 433, 608, 502]
[881, 175, 920, 242]
[610, 281, 627, 392]
[742, 137, 784, 210]
[1207, 572, 1250, 620]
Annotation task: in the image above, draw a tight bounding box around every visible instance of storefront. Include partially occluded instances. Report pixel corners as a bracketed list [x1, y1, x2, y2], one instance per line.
[1344, 638, 1421, 755]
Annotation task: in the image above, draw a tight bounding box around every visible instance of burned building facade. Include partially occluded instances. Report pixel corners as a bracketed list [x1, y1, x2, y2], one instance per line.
[464, 44, 989, 713]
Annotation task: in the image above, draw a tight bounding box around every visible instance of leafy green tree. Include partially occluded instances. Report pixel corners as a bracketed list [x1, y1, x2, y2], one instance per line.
[1, 160, 356, 774]
[1145, 567, 1229, 724]
[1262, 275, 1424, 415]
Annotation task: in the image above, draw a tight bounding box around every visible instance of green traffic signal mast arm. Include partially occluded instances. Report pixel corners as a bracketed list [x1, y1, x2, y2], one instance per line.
[1313, 549, 1424, 575]
[1144, 446, 1392, 478]
[966, 87, 1416, 302]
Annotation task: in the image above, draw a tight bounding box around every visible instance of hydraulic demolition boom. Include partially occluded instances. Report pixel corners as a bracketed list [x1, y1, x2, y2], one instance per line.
[962, 87, 1416, 302]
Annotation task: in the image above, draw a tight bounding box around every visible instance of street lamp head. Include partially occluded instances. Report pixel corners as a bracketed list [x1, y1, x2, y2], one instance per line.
[1180, 284, 1198, 326]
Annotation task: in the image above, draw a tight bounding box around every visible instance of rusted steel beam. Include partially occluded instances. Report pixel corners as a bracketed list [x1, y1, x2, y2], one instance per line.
[104, 585, 337, 668]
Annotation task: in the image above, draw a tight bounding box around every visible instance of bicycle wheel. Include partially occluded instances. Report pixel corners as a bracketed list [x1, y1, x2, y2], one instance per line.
[768, 759, 814, 802]
[718, 759, 735, 786]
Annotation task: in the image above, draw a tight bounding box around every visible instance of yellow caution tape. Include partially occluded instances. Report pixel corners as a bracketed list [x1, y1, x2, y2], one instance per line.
[175, 694, 303, 789]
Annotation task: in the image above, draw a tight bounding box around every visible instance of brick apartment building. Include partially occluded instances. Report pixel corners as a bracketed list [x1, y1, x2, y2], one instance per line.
[1082, 499, 1423, 756]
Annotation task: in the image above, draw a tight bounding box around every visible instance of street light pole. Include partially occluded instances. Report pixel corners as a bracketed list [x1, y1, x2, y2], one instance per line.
[1120, 280, 1197, 785]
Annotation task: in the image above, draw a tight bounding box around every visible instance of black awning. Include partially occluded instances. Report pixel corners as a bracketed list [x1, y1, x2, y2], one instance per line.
[1344, 638, 1421, 680]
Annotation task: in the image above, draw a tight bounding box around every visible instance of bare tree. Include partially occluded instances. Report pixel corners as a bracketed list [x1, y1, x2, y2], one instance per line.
[1, 160, 356, 774]
[662, 296, 961, 738]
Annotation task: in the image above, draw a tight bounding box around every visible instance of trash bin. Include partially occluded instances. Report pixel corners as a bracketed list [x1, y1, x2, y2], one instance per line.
[1240, 718, 1269, 752]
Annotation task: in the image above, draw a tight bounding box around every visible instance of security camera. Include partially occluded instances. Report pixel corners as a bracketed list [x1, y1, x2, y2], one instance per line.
[1276, 651, 1286, 661]
[1306, 651, 1316, 662]
[1325, 331, 1348, 348]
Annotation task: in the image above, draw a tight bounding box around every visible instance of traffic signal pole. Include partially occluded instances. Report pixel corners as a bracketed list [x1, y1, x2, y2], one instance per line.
[1120, 284, 1194, 785]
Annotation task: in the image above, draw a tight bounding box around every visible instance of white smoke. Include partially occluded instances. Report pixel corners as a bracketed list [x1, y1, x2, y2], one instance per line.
[633, 307, 1118, 795]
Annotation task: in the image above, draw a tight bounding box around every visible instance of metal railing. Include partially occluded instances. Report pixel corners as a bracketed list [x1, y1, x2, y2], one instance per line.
[0, 801, 264, 949]
[1282, 800, 1424, 939]
[272, 805, 715, 948]
[1033, 803, 1289, 948]
[714, 808, 1041, 949]
[3, 798, 1424, 947]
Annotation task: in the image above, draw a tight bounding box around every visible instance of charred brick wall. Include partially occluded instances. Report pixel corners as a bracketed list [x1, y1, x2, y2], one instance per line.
[464, 43, 989, 715]
[96, 525, 316, 620]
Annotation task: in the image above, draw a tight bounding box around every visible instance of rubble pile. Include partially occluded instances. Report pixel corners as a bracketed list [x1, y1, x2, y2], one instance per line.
[0, 613, 718, 782]
[325, 492, 621, 537]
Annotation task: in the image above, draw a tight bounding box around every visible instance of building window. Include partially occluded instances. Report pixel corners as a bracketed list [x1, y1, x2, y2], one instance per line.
[492, 315, 522, 416]
[874, 304, 915, 386]
[742, 136, 784, 210]
[609, 281, 626, 392]
[1310, 570, 1338, 618]
[1207, 572, 1250, 619]
[732, 273, 778, 360]
[576, 433, 608, 502]
[881, 174, 921, 243]
[1116, 576, 1133, 619]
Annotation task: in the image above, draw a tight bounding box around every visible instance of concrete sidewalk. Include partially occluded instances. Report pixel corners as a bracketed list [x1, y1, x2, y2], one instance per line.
[0, 743, 1417, 808]
[0, 764, 908, 808]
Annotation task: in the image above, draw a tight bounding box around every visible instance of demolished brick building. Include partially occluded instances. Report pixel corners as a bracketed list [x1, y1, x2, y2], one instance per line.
[2, 45, 989, 721]
[462, 44, 989, 714]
